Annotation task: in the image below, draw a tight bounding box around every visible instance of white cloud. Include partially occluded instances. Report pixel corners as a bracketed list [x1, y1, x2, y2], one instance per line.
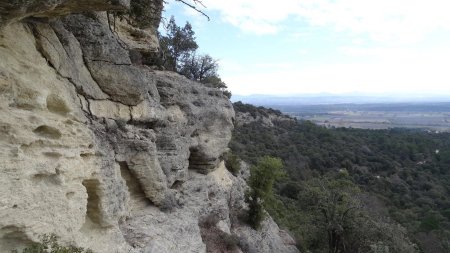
[202, 0, 299, 34]
[202, 0, 450, 43]
[169, 0, 450, 96]
[224, 47, 450, 95]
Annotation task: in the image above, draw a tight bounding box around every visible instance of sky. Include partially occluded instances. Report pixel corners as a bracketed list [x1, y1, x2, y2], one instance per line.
[163, 0, 450, 97]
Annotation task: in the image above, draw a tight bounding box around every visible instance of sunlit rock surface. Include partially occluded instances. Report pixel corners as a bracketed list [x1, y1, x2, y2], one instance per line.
[0, 1, 298, 252]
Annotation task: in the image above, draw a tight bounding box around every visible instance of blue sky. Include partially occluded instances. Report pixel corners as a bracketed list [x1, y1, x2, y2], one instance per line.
[163, 0, 450, 96]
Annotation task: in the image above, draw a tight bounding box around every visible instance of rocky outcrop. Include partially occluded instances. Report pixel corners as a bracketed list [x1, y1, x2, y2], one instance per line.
[233, 102, 296, 128]
[0, 1, 298, 252]
[0, 0, 130, 26]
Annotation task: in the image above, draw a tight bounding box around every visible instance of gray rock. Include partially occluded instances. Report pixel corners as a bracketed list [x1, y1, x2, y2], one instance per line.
[61, 13, 153, 106]
[155, 71, 235, 174]
[0, 0, 130, 26]
[61, 13, 131, 64]
[32, 21, 109, 100]
[86, 61, 148, 105]
[0, 3, 297, 253]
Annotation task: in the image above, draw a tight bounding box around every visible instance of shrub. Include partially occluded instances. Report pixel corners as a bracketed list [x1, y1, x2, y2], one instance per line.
[246, 156, 284, 229]
[12, 234, 93, 253]
[224, 151, 241, 175]
[420, 213, 440, 232]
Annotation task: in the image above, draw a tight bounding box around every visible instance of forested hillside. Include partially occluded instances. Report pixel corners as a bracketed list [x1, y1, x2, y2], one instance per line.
[230, 102, 450, 253]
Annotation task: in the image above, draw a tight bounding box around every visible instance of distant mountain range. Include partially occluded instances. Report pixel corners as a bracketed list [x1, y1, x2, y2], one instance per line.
[231, 94, 450, 106]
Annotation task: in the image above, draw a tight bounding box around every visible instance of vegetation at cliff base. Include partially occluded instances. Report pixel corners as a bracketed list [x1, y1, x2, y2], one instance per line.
[231, 102, 450, 253]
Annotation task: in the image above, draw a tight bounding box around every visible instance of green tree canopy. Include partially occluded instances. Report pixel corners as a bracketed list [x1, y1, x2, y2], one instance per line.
[159, 16, 232, 98]
[179, 54, 218, 82]
[160, 16, 198, 71]
[246, 156, 285, 229]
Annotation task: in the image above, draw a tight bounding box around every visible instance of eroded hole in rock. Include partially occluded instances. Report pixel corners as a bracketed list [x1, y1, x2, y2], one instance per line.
[191, 130, 199, 138]
[171, 180, 184, 190]
[33, 125, 62, 139]
[188, 147, 199, 170]
[10, 87, 40, 110]
[82, 179, 102, 226]
[80, 152, 94, 159]
[32, 173, 60, 185]
[189, 146, 209, 173]
[0, 226, 33, 252]
[192, 100, 204, 107]
[127, 120, 160, 129]
[118, 161, 151, 211]
[208, 190, 216, 200]
[43, 151, 62, 158]
[46, 94, 70, 115]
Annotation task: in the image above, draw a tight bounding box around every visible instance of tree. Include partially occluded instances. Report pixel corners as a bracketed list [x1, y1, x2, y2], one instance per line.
[159, 16, 198, 71]
[246, 156, 285, 229]
[301, 174, 363, 253]
[179, 54, 232, 98]
[179, 54, 218, 81]
[159, 16, 232, 98]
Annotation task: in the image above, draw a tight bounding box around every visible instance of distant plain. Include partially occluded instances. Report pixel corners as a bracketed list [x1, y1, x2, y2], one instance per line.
[273, 103, 450, 131]
[232, 95, 450, 131]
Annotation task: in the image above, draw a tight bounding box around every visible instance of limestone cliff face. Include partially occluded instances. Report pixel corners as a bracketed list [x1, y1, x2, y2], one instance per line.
[0, 1, 298, 252]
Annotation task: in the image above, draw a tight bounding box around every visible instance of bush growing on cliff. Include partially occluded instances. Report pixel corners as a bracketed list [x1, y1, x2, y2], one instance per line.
[12, 234, 93, 253]
[159, 16, 198, 71]
[159, 16, 232, 98]
[246, 156, 284, 229]
[224, 151, 241, 175]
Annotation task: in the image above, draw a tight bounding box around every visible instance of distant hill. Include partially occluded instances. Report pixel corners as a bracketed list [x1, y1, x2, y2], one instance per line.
[232, 94, 450, 106]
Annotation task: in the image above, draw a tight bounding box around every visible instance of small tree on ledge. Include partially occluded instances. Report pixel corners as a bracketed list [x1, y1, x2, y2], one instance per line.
[246, 156, 285, 229]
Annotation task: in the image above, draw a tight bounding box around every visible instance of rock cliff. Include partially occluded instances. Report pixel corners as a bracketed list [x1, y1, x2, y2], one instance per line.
[0, 1, 298, 252]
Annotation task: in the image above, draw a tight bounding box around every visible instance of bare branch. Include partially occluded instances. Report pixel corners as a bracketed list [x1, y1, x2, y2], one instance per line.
[174, 0, 210, 21]
[192, 0, 207, 8]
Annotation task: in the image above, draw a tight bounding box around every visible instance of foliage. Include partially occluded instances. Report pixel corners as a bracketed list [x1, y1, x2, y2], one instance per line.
[179, 54, 218, 81]
[224, 151, 241, 175]
[12, 234, 93, 253]
[246, 156, 284, 229]
[304, 174, 363, 252]
[201, 75, 231, 98]
[233, 101, 284, 118]
[159, 16, 198, 71]
[420, 213, 441, 232]
[230, 103, 450, 252]
[159, 16, 232, 97]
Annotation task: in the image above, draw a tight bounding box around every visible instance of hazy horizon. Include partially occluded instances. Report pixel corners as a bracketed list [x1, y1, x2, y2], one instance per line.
[231, 92, 450, 105]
